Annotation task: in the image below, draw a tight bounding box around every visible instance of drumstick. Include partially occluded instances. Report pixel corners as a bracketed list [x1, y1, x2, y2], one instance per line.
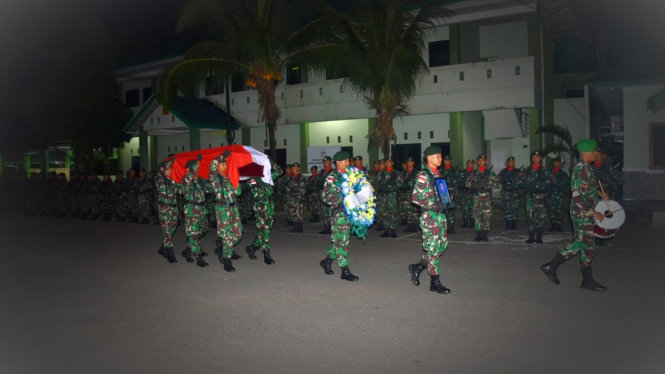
[604, 208, 623, 217]
[598, 180, 610, 211]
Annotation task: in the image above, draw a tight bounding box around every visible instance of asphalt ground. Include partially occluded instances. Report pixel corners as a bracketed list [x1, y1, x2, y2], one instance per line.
[1, 211, 664, 374]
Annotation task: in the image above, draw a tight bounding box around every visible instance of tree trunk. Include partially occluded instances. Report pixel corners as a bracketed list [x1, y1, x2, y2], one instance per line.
[267, 117, 277, 161]
[225, 77, 235, 146]
[378, 111, 395, 158]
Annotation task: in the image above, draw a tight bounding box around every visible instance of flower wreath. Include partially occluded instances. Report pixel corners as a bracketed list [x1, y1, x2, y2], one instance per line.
[340, 166, 376, 240]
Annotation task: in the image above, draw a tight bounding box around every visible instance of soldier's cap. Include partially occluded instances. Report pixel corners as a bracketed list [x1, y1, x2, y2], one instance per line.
[595, 146, 607, 154]
[552, 156, 562, 162]
[185, 159, 199, 169]
[286, 164, 292, 168]
[406, 157, 415, 162]
[139, 168, 146, 173]
[531, 150, 542, 157]
[443, 155, 451, 160]
[323, 156, 332, 162]
[576, 139, 597, 152]
[477, 154, 487, 160]
[506, 156, 515, 162]
[311, 165, 318, 170]
[423, 146, 442, 157]
[385, 156, 394, 162]
[127, 168, 135, 172]
[466, 159, 475, 163]
[292, 162, 300, 167]
[216, 150, 231, 163]
[377, 159, 385, 163]
[354, 156, 363, 161]
[333, 151, 350, 162]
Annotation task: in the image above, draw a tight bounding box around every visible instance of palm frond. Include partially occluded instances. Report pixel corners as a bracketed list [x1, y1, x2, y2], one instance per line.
[537, 124, 574, 147]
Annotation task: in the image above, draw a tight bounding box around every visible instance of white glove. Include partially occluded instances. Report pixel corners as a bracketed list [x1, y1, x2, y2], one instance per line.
[355, 184, 373, 205]
[344, 193, 360, 210]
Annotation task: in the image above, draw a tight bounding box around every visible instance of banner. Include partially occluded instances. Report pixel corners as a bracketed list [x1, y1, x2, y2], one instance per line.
[307, 146, 341, 171]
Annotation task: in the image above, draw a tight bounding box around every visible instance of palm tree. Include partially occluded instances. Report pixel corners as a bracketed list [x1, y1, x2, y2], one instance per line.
[158, 0, 333, 159]
[536, 124, 577, 173]
[317, 0, 454, 157]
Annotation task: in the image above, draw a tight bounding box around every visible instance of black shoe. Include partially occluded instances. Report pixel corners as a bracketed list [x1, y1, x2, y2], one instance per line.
[320, 257, 334, 275]
[165, 247, 177, 263]
[461, 219, 468, 228]
[556, 223, 563, 232]
[319, 224, 331, 235]
[222, 257, 235, 272]
[196, 254, 208, 267]
[404, 224, 413, 233]
[409, 261, 427, 286]
[429, 275, 451, 294]
[536, 228, 544, 244]
[448, 222, 455, 234]
[505, 220, 511, 230]
[340, 267, 359, 281]
[580, 267, 607, 291]
[182, 248, 194, 263]
[158, 245, 166, 258]
[263, 251, 275, 265]
[390, 228, 397, 238]
[482, 230, 489, 242]
[245, 244, 258, 260]
[241, 218, 247, 225]
[380, 229, 390, 238]
[525, 230, 536, 243]
[540, 254, 565, 285]
[231, 250, 241, 260]
[474, 230, 482, 242]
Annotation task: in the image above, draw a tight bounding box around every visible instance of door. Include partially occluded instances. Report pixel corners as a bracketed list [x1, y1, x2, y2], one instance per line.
[131, 156, 140, 172]
[391, 143, 422, 170]
[341, 146, 354, 158]
[265, 148, 287, 170]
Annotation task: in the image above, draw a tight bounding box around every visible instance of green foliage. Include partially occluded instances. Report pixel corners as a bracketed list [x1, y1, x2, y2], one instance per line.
[537, 124, 578, 172]
[23, 17, 132, 172]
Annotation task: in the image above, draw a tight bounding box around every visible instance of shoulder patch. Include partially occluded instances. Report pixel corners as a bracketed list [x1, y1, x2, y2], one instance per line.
[326, 176, 335, 182]
[249, 179, 256, 185]
[418, 175, 428, 183]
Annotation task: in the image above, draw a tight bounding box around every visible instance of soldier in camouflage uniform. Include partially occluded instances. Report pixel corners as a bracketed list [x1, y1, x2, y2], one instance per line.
[498, 156, 521, 230]
[398, 161, 409, 226]
[77, 173, 91, 219]
[399, 157, 419, 233]
[548, 157, 569, 232]
[245, 161, 282, 265]
[205, 185, 217, 228]
[319, 151, 360, 281]
[460, 159, 475, 228]
[281, 164, 294, 225]
[593, 147, 623, 200]
[181, 156, 209, 267]
[520, 151, 553, 244]
[439, 155, 459, 234]
[113, 171, 128, 221]
[126, 169, 139, 222]
[354, 156, 367, 176]
[540, 139, 609, 292]
[286, 162, 306, 233]
[317, 156, 334, 235]
[373, 159, 386, 231]
[209, 151, 243, 272]
[56, 173, 69, 217]
[67, 172, 80, 218]
[307, 166, 321, 222]
[87, 174, 101, 219]
[378, 157, 399, 238]
[408, 146, 451, 295]
[155, 158, 180, 264]
[135, 169, 153, 224]
[99, 173, 114, 220]
[46, 171, 57, 216]
[466, 154, 499, 242]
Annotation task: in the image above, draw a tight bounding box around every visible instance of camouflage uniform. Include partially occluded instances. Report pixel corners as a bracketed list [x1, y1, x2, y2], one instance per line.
[398, 166, 419, 233]
[99, 177, 114, 220]
[87, 176, 102, 219]
[439, 164, 459, 232]
[498, 165, 521, 229]
[466, 162, 499, 241]
[113, 176, 128, 221]
[459, 165, 475, 227]
[412, 168, 448, 276]
[519, 162, 553, 242]
[548, 168, 569, 230]
[317, 164, 335, 234]
[286, 171, 306, 230]
[593, 160, 623, 200]
[246, 175, 276, 264]
[306, 172, 321, 222]
[378, 166, 399, 237]
[320, 167, 356, 278]
[181, 161, 208, 259]
[209, 155, 243, 265]
[67, 174, 80, 218]
[156, 160, 181, 263]
[134, 175, 153, 223]
[126, 176, 139, 222]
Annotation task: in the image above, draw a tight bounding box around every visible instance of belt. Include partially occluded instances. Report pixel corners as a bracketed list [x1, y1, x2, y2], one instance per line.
[215, 202, 235, 207]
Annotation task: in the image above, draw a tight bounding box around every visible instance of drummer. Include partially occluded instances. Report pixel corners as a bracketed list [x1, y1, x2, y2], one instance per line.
[539, 139, 610, 292]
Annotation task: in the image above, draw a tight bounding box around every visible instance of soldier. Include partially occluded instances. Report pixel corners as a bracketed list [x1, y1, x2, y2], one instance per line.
[56, 173, 69, 217]
[498, 156, 520, 230]
[520, 150, 552, 244]
[77, 173, 90, 219]
[181, 156, 209, 267]
[282, 164, 294, 225]
[149, 171, 159, 223]
[466, 154, 498, 242]
[155, 158, 180, 264]
[373, 159, 386, 231]
[439, 155, 459, 234]
[67, 171, 79, 218]
[245, 162, 280, 265]
[99, 173, 114, 220]
[113, 171, 128, 221]
[135, 169, 153, 224]
[548, 157, 569, 232]
[397, 161, 409, 226]
[354, 156, 367, 175]
[126, 169, 139, 222]
[408, 146, 451, 295]
[378, 157, 399, 238]
[205, 182, 218, 228]
[87, 174, 101, 220]
[209, 151, 243, 272]
[399, 157, 419, 233]
[319, 151, 359, 281]
[540, 139, 609, 292]
[286, 163, 306, 233]
[307, 166, 321, 222]
[46, 171, 58, 216]
[593, 147, 623, 200]
[317, 156, 334, 235]
[460, 159, 475, 228]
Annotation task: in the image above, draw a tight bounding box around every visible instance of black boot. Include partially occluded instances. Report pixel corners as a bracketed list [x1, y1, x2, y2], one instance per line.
[390, 228, 397, 238]
[512, 220, 518, 230]
[505, 219, 511, 230]
[448, 222, 455, 234]
[195, 253, 208, 267]
[340, 267, 359, 281]
[580, 267, 607, 292]
[182, 247, 194, 263]
[297, 223, 303, 233]
[231, 250, 241, 260]
[525, 230, 536, 243]
[429, 275, 451, 294]
[380, 229, 390, 238]
[263, 250, 275, 265]
[245, 244, 258, 260]
[549, 222, 556, 231]
[319, 224, 331, 235]
[556, 222, 563, 232]
[474, 230, 482, 242]
[320, 257, 334, 275]
[540, 254, 566, 285]
[482, 230, 489, 242]
[461, 218, 469, 228]
[222, 257, 235, 272]
[536, 228, 544, 244]
[158, 245, 166, 258]
[408, 261, 427, 286]
[165, 247, 177, 263]
[404, 224, 413, 233]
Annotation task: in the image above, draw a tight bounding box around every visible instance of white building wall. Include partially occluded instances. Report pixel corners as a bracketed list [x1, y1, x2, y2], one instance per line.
[309, 119, 370, 161]
[488, 138, 530, 170]
[393, 113, 451, 149]
[122, 137, 140, 170]
[463, 111, 484, 162]
[155, 133, 190, 164]
[624, 85, 665, 170]
[249, 124, 301, 165]
[479, 20, 528, 60]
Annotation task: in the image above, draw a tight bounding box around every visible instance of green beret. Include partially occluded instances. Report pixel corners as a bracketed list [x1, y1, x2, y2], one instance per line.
[323, 156, 332, 162]
[286, 164, 292, 168]
[406, 157, 415, 162]
[467, 159, 475, 163]
[576, 139, 597, 152]
[552, 156, 562, 162]
[477, 154, 487, 160]
[595, 146, 606, 154]
[507, 156, 515, 162]
[185, 159, 199, 169]
[385, 157, 394, 162]
[292, 162, 300, 167]
[423, 146, 442, 157]
[443, 155, 451, 160]
[333, 151, 350, 162]
[378, 159, 385, 163]
[354, 156, 363, 161]
[531, 150, 542, 157]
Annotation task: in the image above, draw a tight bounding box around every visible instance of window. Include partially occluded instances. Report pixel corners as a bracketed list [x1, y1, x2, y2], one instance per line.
[326, 67, 349, 80]
[231, 73, 246, 93]
[650, 123, 665, 169]
[142, 87, 152, 103]
[205, 77, 225, 96]
[125, 89, 140, 107]
[286, 64, 308, 85]
[428, 40, 450, 67]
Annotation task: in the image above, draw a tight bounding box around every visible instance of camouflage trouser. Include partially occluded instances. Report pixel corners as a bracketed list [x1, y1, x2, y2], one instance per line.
[308, 193, 321, 217]
[206, 195, 215, 225]
[399, 191, 411, 222]
[375, 193, 385, 227]
[159, 204, 178, 249]
[502, 190, 520, 221]
[461, 191, 474, 221]
[216, 205, 243, 259]
[90, 195, 101, 217]
[525, 193, 547, 231]
[127, 193, 138, 218]
[547, 193, 565, 225]
[100, 196, 112, 218]
[322, 200, 331, 226]
[288, 197, 304, 223]
[184, 204, 207, 254]
[409, 203, 420, 225]
[327, 212, 351, 268]
[284, 197, 294, 222]
[419, 211, 448, 275]
[253, 200, 275, 252]
[473, 192, 492, 231]
[135, 194, 152, 220]
[446, 191, 457, 226]
[384, 191, 398, 230]
[560, 211, 595, 268]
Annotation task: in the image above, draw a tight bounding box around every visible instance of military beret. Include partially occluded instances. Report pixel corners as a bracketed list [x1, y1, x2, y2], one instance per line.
[467, 159, 475, 163]
[311, 165, 318, 170]
[576, 139, 597, 152]
[406, 157, 415, 162]
[323, 156, 332, 162]
[477, 154, 487, 160]
[552, 156, 562, 162]
[292, 162, 300, 167]
[378, 159, 385, 163]
[333, 151, 350, 162]
[507, 156, 515, 162]
[216, 150, 231, 163]
[185, 159, 199, 169]
[385, 157, 394, 162]
[595, 146, 606, 154]
[354, 156, 363, 161]
[286, 164, 292, 168]
[139, 168, 146, 172]
[443, 155, 452, 160]
[423, 146, 442, 157]
[531, 150, 542, 157]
